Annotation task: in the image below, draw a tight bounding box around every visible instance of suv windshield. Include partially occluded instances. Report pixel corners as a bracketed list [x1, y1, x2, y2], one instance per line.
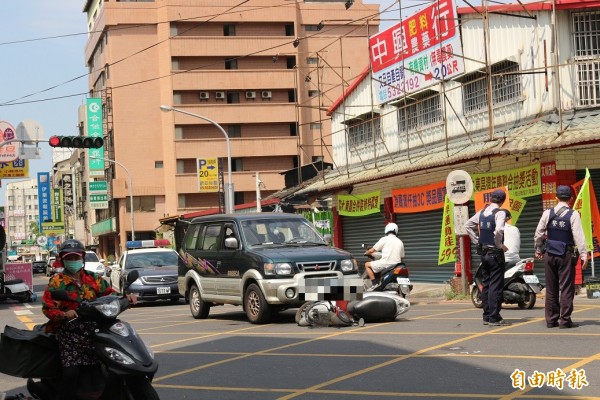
[126, 251, 180, 269]
[85, 252, 99, 262]
[240, 218, 326, 246]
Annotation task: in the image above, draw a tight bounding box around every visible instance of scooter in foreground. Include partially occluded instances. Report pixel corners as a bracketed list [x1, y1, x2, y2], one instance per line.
[25, 270, 159, 400]
[361, 244, 412, 298]
[0, 274, 32, 303]
[471, 258, 544, 309]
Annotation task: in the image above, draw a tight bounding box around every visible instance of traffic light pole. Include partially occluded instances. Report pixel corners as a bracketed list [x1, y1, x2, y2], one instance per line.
[89, 156, 135, 242]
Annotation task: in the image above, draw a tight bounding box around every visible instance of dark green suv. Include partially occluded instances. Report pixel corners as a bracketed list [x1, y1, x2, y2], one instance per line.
[179, 213, 359, 323]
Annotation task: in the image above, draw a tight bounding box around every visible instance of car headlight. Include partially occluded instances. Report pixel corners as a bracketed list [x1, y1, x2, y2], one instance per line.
[264, 263, 293, 275]
[96, 298, 121, 317]
[340, 259, 357, 272]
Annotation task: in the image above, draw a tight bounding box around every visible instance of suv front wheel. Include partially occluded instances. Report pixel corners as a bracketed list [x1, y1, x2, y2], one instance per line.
[189, 284, 210, 319]
[244, 283, 272, 324]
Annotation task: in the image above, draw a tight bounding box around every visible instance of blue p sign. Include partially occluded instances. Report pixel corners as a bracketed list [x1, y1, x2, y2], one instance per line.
[198, 159, 206, 169]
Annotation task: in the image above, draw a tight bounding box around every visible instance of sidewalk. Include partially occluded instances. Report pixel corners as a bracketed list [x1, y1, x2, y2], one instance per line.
[409, 282, 450, 300]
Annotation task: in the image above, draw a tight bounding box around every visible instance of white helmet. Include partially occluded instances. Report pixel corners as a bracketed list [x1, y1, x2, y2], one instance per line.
[384, 222, 398, 235]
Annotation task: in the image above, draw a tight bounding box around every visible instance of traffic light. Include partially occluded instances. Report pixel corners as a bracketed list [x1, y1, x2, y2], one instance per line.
[48, 135, 104, 149]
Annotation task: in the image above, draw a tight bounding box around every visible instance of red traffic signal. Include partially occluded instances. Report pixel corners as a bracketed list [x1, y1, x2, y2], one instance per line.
[48, 135, 104, 149]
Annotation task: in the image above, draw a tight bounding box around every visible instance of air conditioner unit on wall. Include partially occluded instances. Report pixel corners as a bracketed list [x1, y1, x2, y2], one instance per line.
[261, 91, 272, 99]
[199, 91, 210, 100]
[245, 91, 256, 99]
[215, 91, 225, 99]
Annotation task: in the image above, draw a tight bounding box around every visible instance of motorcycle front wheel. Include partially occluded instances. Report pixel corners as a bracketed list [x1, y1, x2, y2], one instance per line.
[471, 286, 483, 308]
[518, 292, 536, 309]
[126, 376, 159, 400]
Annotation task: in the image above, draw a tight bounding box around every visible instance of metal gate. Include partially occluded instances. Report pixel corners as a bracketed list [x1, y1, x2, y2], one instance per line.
[396, 209, 452, 283]
[341, 212, 385, 274]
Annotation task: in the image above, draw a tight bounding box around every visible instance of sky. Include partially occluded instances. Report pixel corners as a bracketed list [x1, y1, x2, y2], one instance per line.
[0, 0, 399, 204]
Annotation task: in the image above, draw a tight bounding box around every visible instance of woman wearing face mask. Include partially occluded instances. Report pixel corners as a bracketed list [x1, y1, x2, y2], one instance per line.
[42, 239, 136, 400]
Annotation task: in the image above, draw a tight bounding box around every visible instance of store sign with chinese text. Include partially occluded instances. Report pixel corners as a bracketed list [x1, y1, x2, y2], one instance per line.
[472, 164, 541, 198]
[337, 191, 380, 216]
[197, 158, 219, 192]
[392, 181, 446, 213]
[0, 158, 28, 179]
[38, 172, 51, 229]
[369, 0, 464, 103]
[87, 98, 105, 176]
[89, 180, 108, 209]
[0, 121, 20, 162]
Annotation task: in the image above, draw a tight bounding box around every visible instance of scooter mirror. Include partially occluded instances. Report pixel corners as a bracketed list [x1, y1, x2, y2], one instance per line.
[126, 270, 139, 285]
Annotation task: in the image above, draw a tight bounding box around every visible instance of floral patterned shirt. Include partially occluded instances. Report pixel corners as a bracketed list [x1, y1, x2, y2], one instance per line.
[42, 269, 115, 332]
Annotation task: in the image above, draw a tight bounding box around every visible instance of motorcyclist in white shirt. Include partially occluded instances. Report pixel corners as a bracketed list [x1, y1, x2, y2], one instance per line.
[363, 223, 404, 291]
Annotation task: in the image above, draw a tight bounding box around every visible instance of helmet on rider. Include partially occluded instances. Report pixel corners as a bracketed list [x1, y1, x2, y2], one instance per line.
[384, 222, 398, 235]
[58, 239, 86, 258]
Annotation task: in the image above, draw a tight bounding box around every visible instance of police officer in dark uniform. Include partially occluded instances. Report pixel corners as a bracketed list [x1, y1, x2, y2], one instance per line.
[534, 185, 588, 329]
[465, 189, 511, 326]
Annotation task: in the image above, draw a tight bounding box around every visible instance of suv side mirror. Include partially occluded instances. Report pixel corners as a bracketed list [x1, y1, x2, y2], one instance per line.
[323, 234, 332, 244]
[225, 237, 238, 249]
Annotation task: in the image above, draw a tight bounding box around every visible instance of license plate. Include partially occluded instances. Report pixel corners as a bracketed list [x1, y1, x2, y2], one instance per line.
[157, 287, 171, 295]
[524, 275, 539, 284]
[397, 278, 411, 285]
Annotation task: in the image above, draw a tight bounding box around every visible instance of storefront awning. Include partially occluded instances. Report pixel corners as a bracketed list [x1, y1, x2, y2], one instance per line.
[296, 109, 600, 196]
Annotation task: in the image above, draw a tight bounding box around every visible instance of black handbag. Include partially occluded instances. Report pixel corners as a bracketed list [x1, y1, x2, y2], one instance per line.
[0, 325, 60, 378]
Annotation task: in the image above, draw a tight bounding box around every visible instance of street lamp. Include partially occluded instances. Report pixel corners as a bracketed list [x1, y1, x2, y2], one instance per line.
[159, 105, 234, 214]
[89, 156, 135, 241]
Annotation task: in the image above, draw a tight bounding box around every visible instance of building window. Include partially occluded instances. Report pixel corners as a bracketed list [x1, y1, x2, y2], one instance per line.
[461, 60, 521, 115]
[307, 57, 318, 65]
[227, 125, 241, 138]
[397, 92, 442, 132]
[232, 158, 243, 172]
[224, 24, 236, 36]
[227, 92, 240, 104]
[225, 59, 238, 70]
[310, 122, 322, 129]
[126, 196, 156, 212]
[305, 25, 321, 31]
[346, 113, 381, 148]
[308, 90, 320, 97]
[573, 11, 600, 106]
[155, 161, 163, 168]
[285, 24, 295, 36]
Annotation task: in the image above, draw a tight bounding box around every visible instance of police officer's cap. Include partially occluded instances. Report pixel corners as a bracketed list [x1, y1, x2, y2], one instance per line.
[556, 185, 572, 200]
[490, 189, 506, 203]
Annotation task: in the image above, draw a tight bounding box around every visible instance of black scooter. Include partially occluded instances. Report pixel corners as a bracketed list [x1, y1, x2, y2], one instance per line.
[26, 270, 159, 400]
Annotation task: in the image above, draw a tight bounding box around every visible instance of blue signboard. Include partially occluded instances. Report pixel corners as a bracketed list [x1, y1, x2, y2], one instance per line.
[37, 172, 51, 231]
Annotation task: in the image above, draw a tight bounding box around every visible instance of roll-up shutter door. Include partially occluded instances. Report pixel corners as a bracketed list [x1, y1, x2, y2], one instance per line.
[396, 209, 452, 283]
[468, 195, 547, 286]
[341, 212, 385, 272]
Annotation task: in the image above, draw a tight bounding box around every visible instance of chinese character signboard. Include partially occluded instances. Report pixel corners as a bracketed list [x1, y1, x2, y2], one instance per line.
[369, 0, 465, 103]
[337, 191, 381, 216]
[61, 173, 74, 208]
[89, 180, 109, 209]
[52, 188, 64, 222]
[38, 172, 51, 230]
[42, 222, 65, 236]
[392, 181, 446, 213]
[0, 158, 28, 179]
[541, 161, 557, 210]
[197, 158, 219, 192]
[4, 263, 33, 290]
[87, 98, 105, 176]
[438, 195, 456, 265]
[472, 164, 541, 198]
[0, 121, 20, 162]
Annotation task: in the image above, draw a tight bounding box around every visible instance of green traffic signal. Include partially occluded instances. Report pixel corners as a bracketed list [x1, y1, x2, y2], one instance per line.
[48, 135, 104, 149]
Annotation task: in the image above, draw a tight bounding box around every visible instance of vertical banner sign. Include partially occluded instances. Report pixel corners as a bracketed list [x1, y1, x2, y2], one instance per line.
[573, 169, 598, 255]
[89, 180, 109, 209]
[52, 189, 64, 222]
[438, 195, 456, 265]
[87, 98, 105, 176]
[37, 172, 51, 229]
[369, 0, 464, 104]
[197, 158, 219, 192]
[61, 173, 74, 209]
[392, 181, 447, 213]
[337, 191, 381, 216]
[541, 161, 557, 210]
